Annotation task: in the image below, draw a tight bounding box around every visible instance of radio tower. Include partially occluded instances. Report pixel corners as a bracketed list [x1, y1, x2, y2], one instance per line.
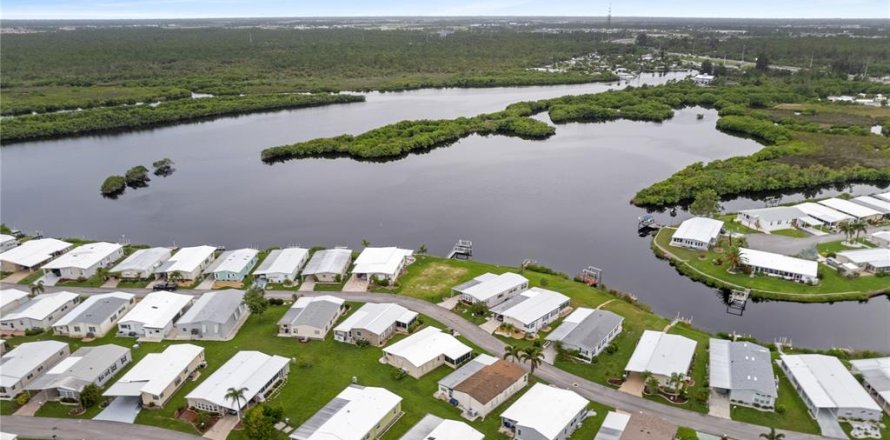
[607, 3, 612, 29]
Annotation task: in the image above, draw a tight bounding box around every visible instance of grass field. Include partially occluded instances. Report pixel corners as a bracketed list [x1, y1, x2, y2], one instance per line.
[654, 228, 890, 300]
[770, 228, 810, 238]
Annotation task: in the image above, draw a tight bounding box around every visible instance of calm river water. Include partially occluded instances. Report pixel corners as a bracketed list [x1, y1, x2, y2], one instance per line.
[2, 72, 888, 351]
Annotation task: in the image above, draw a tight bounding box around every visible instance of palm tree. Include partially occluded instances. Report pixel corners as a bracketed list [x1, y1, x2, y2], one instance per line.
[519, 346, 545, 374]
[503, 345, 522, 362]
[851, 220, 867, 241]
[839, 222, 854, 244]
[96, 267, 110, 281]
[30, 280, 45, 296]
[168, 271, 183, 284]
[361, 239, 371, 248]
[224, 387, 249, 421]
[759, 427, 785, 440]
[668, 372, 686, 393]
[417, 244, 428, 255]
[726, 246, 746, 272]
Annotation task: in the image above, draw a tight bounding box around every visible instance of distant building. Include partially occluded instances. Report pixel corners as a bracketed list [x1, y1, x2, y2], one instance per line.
[500, 383, 590, 440]
[819, 198, 883, 222]
[437, 354, 528, 419]
[382, 326, 473, 378]
[670, 217, 723, 250]
[333, 302, 417, 346]
[301, 248, 352, 283]
[104, 344, 205, 408]
[290, 385, 402, 440]
[739, 248, 819, 284]
[452, 272, 529, 308]
[52, 291, 135, 338]
[277, 295, 345, 340]
[42, 242, 123, 280]
[836, 249, 890, 274]
[779, 354, 882, 428]
[155, 245, 217, 281]
[869, 231, 890, 248]
[736, 207, 803, 232]
[186, 350, 289, 414]
[0, 235, 17, 253]
[117, 291, 192, 338]
[111, 247, 172, 280]
[352, 247, 414, 284]
[205, 248, 258, 282]
[0, 289, 29, 316]
[399, 414, 483, 440]
[0, 340, 70, 400]
[693, 74, 715, 86]
[546, 308, 624, 362]
[0, 291, 79, 333]
[26, 344, 131, 401]
[490, 287, 570, 336]
[795, 202, 853, 228]
[175, 289, 248, 340]
[709, 339, 778, 409]
[852, 196, 890, 216]
[0, 238, 71, 272]
[253, 247, 309, 284]
[849, 357, 890, 415]
[625, 330, 696, 386]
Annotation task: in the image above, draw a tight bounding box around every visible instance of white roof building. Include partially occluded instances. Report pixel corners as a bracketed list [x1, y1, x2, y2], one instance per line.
[819, 198, 882, 220]
[399, 414, 483, 440]
[0, 341, 69, 391]
[42, 242, 122, 272]
[852, 196, 890, 214]
[334, 303, 417, 337]
[291, 385, 402, 440]
[739, 247, 819, 282]
[876, 192, 890, 203]
[383, 326, 472, 369]
[52, 291, 135, 328]
[500, 383, 589, 440]
[850, 357, 890, 413]
[186, 351, 289, 412]
[593, 412, 631, 440]
[352, 247, 413, 278]
[157, 245, 217, 275]
[0, 238, 72, 270]
[0, 289, 29, 314]
[453, 272, 529, 304]
[104, 344, 204, 398]
[490, 287, 570, 328]
[205, 248, 258, 274]
[795, 202, 854, 225]
[671, 217, 724, 249]
[253, 247, 309, 281]
[119, 291, 192, 330]
[302, 248, 352, 277]
[869, 231, 890, 247]
[780, 354, 881, 420]
[2, 291, 79, 322]
[625, 330, 697, 378]
[837, 248, 890, 272]
[111, 247, 172, 277]
[0, 235, 17, 253]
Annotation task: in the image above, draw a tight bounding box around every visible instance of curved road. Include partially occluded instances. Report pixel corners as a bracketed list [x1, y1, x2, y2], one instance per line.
[1, 285, 825, 440]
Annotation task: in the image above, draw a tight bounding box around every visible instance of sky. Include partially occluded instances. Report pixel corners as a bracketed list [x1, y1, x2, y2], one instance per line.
[2, 0, 888, 20]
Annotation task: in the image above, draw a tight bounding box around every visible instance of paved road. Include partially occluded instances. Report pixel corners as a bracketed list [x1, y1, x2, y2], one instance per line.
[745, 226, 890, 256]
[1, 285, 826, 440]
[1, 416, 203, 440]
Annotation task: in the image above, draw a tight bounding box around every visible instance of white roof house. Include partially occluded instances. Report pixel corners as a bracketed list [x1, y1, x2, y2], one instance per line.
[26, 344, 131, 395]
[869, 231, 890, 247]
[0, 235, 17, 253]
[670, 217, 724, 249]
[302, 248, 352, 278]
[795, 202, 854, 225]
[739, 247, 819, 282]
[205, 248, 258, 277]
[0, 289, 29, 314]
[399, 414, 484, 440]
[780, 354, 881, 419]
[42, 242, 123, 272]
[352, 247, 413, 279]
[2, 291, 79, 322]
[52, 291, 134, 328]
[157, 245, 217, 276]
[625, 330, 697, 378]
[593, 412, 631, 440]
[876, 192, 890, 203]
[709, 339, 778, 407]
[104, 344, 204, 398]
[837, 248, 890, 272]
[334, 303, 417, 337]
[500, 383, 590, 440]
[819, 198, 882, 220]
[186, 351, 289, 412]
[383, 326, 472, 369]
[0, 341, 69, 391]
[850, 357, 890, 412]
[490, 287, 570, 329]
[0, 238, 72, 270]
[253, 247, 309, 281]
[111, 247, 172, 278]
[119, 291, 192, 330]
[453, 272, 529, 304]
[291, 385, 402, 440]
[852, 196, 890, 214]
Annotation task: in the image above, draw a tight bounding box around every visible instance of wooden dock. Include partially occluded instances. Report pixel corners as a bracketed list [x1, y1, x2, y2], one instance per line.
[447, 239, 473, 259]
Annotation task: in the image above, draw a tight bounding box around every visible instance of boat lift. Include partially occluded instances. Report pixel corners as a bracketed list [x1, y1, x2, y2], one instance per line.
[447, 239, 473, 260]
[726, 288, 750, 316]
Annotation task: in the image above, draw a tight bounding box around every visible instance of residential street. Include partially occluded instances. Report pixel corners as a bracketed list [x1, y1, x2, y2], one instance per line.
[0, 416, 203, 440]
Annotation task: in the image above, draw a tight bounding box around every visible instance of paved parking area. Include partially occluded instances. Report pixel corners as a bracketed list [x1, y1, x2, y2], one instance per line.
[94, 396, 141, 423]
[437, 296, 460, 310]
[342, 275, 369, 292]
[618, 373, 645, 397]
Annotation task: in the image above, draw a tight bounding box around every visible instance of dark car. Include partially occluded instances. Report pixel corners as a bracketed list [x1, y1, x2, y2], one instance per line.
[153, 282, 178, 291]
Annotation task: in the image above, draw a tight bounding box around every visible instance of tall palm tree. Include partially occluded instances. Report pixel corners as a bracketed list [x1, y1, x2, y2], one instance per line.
[168, 271, 183, 284]
[96, 267, 110, 281]
[503, 345, 522, 362]
[520, 346, 545, 374]
[30, 280, 45, 296]
[726, 246, 746, 272]
[851, 220, 868, 241]
[669, 372, 686, 393]
[839, 222, 854, 244]
[759, 427, 785, 440]
[224, 387, 248, 421]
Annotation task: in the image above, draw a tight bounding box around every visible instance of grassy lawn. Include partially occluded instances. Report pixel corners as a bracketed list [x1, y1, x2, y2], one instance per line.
[1, 400, 20, 415]
[16, 270, 43, 285]
[770, 229, 810, 238]
[36, 401, 105, 419]
[654, 228, 890, 300]
[314, 281, 346, 291]
[730, 357, 820, 434]
[717, 214, 761, 235]
[816, 239, 875, 257]
[117, 279, 153, 289]
[391, 256, 514, 302]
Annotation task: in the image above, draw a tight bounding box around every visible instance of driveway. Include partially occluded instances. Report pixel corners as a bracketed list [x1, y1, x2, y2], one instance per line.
[298, 280, 316, 292]
[94, 396, 141, 423]
[2, 415, 202, 440]
[437, 295, 460, 310]
[195, 277, 215, 290]
[202, 414, 239, 440]
[708, 390, 730, 419]
[14, 390, 47, 416]
[342, 274, 369, 292]
[618, 373, 645, 397]
[0, 271, 31, 283]
[479, 317, 501, 334]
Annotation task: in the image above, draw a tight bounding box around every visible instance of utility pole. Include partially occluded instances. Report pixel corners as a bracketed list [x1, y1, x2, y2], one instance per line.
[607, 3, 611, 29]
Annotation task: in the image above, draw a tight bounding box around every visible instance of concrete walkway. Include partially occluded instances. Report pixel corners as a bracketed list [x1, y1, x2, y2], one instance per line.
[101, 278, 120, 288]
[202, 414, 239, 440]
